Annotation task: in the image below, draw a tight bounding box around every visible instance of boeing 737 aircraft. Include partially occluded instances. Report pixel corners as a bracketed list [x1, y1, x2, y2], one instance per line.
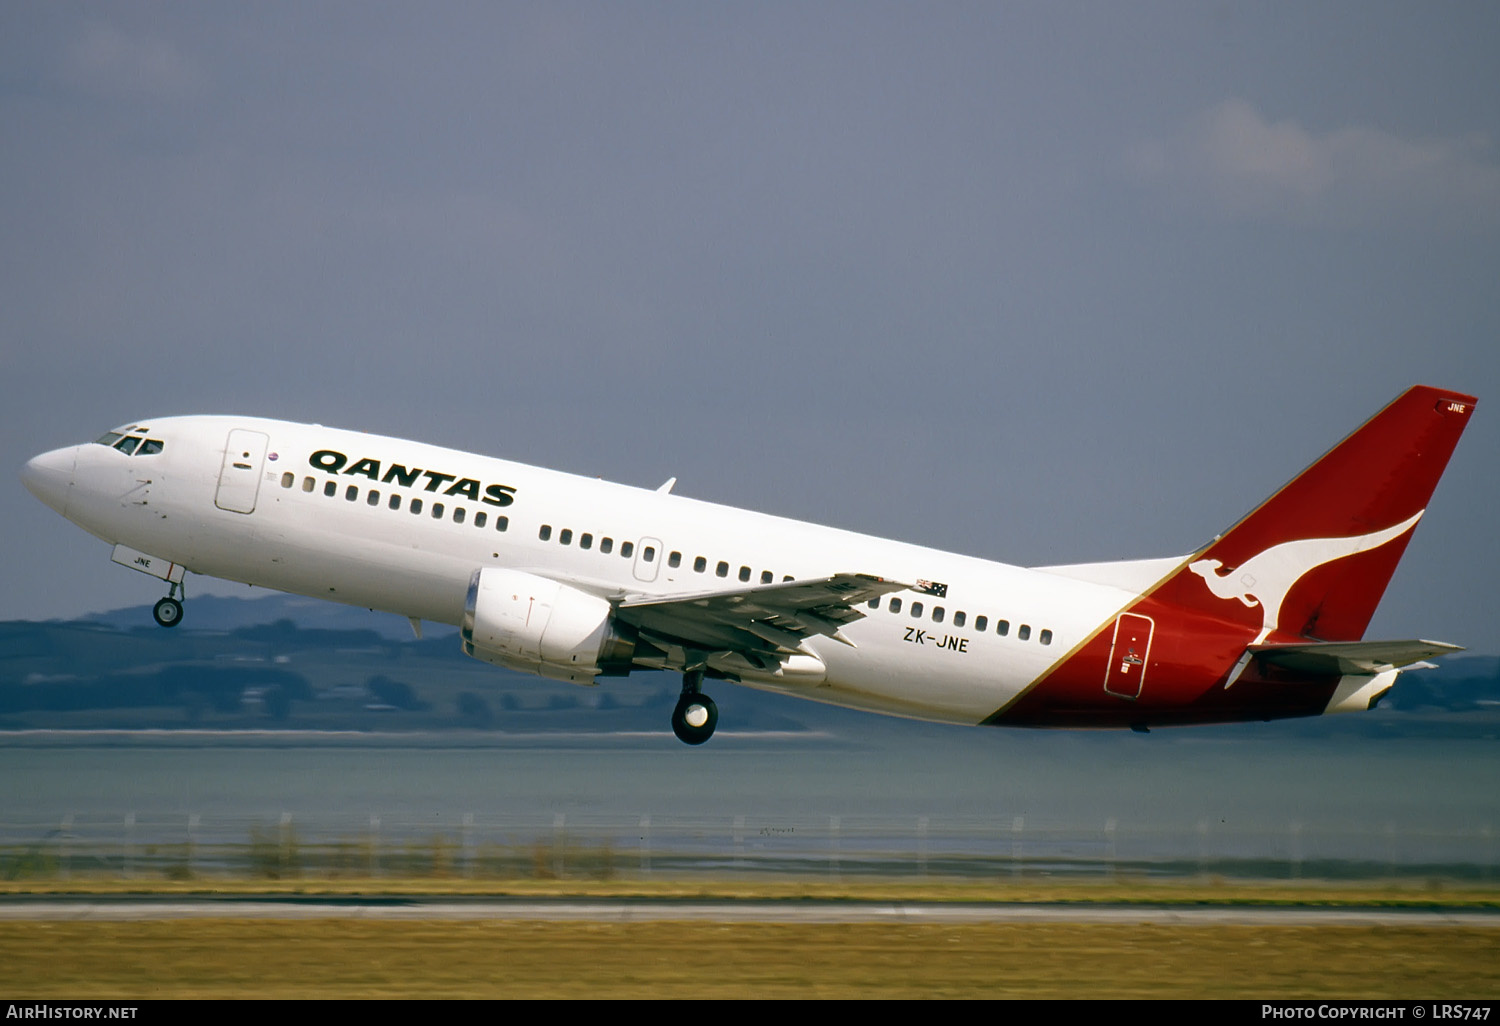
[21, 385, 1475, 743]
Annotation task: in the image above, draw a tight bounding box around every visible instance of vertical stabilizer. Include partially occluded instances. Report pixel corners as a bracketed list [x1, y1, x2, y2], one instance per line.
[1154, 386, 1475, 640]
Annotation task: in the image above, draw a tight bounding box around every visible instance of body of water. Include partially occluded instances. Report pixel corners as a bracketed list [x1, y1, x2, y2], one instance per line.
[2, 725, 1495, 880]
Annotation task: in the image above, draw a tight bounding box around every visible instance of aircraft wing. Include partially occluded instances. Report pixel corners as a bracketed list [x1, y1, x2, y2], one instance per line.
[1250, 639, 1463, 676]
[616, 573, 908, 668]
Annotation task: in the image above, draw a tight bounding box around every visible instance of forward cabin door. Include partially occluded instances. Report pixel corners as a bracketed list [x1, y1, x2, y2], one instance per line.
[214, 429, 271, 514]
[1103, 613, 1154, 700]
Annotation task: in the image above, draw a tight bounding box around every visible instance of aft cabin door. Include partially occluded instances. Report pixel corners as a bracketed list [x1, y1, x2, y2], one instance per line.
[214, 429, 270, 514]
[1103, 613, 1154, 700]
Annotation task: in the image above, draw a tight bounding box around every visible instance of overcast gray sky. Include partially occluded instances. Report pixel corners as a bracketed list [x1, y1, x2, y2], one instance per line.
[4, 2, 1497, 648]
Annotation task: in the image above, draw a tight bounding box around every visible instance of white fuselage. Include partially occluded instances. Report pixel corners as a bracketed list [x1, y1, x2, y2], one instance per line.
[26, 415, 1136, 725]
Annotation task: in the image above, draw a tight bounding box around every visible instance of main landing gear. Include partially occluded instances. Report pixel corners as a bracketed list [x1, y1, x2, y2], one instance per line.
[671, 668, 718, 745]
[152, 582, 184, 628]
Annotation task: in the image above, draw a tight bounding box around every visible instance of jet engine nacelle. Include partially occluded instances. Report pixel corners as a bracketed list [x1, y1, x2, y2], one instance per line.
[461, 567, 638, 685]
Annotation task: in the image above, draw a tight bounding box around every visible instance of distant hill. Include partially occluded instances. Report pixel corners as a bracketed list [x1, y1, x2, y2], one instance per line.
[0, 598, 828, 735]
[1, 596, 1496, 738]
[72, 592, 452, 641]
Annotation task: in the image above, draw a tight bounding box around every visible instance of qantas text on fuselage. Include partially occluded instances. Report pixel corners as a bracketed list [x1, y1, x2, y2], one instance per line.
[21, 387, 1475, 744]
[307, 449, 517, 506]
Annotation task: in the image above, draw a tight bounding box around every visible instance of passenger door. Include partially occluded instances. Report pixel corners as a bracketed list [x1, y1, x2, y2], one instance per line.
[214, 429, 270, 514]
[1103, 613, 1154, 699]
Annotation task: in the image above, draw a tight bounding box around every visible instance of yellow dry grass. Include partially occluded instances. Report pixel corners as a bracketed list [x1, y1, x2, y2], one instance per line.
[3, 877, 1496, 998]
[1, 919, 1496, 999]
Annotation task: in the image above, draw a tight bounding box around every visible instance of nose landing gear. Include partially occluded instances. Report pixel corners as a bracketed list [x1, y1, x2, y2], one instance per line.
[152, 582, 184, 628]
[671, 668, 718, 745]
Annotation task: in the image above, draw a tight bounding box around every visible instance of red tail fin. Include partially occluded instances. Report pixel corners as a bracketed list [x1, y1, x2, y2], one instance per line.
[1155, 386, 1476, 640]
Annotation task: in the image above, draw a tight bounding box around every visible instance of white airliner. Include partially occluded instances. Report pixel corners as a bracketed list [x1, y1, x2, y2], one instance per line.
[21, 385, 1475, 743]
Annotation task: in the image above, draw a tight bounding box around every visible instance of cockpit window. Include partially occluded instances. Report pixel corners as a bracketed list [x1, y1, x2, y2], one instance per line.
[95, 430, 164, 455]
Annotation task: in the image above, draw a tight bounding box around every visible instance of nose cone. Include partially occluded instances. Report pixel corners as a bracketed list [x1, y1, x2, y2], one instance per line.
[21, 446, 77, 516]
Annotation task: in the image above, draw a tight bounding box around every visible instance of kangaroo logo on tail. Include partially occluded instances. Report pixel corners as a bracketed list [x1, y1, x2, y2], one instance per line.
[1188, 512, 1423, 632]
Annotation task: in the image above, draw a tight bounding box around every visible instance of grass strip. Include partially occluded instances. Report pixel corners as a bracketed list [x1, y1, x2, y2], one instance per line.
[2, 919, 1497, 999]
[3, 875, 1497, 908]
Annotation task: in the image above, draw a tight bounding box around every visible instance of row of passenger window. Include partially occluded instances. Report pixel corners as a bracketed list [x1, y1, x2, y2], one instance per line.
[285, 480, 1049, 643]
[282, 474, 511, 531]
[868, 596, 1053, 645]
[538, 524, 636, 559]
[534, 522, 1051, 643]
[688, 553, 792, 584]
[538, 524, 794, 584]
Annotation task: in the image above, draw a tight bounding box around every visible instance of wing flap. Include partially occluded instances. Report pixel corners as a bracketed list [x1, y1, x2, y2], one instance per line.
[617, 573, 908, 662]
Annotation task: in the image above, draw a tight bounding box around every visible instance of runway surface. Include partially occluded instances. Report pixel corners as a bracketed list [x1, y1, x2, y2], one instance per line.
[3, 896, 1498, 926]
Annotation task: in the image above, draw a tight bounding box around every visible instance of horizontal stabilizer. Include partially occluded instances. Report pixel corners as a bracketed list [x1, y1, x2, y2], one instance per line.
[1251, 639, 1463, 676]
